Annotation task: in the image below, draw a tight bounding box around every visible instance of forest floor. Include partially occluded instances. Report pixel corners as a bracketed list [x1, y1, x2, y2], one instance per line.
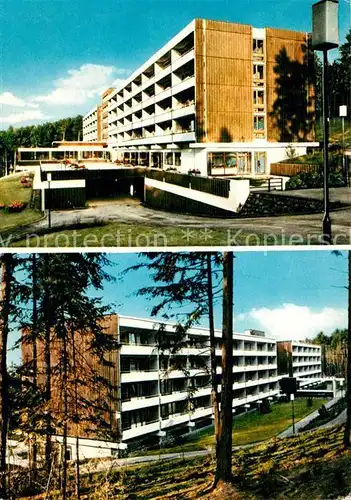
[20, 425, 351, 499]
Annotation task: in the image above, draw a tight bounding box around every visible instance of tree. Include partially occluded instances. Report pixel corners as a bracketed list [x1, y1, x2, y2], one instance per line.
[127, 252, 236, 489]
[215, 252, 234, 485]
[126, 252, 222, 456]
[346, 250, 351, 448]
[0, 254, 15, 498]
[22, 254, 116, 498]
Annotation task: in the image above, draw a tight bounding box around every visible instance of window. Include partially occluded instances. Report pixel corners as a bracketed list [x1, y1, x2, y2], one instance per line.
[208, 152, 252, 175]
[165, 152, 173, 165]
[255, 152, 267, 174]
[253, 64, 264, 85]
[254, 90, 265, 112]
[253, 39, 264, 60]
[52, 151, 65, 160]
[174, 152, 181, 166]
[254, 116, 265, 138]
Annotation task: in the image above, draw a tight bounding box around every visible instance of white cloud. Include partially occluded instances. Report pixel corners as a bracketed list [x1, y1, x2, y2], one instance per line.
[0, 109, 52, 125]
[237, 303, 347, 341]
[112, 78, 127, 89]
[0, 92, 38, 108]
[0, 63, 130, 128]
[34, 64, 125, 106]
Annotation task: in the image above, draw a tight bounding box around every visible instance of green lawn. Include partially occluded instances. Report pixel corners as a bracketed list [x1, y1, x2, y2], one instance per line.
[0, 173, 42, 232]
[11, 221, 287, 248]
[136, 399, 327, 456]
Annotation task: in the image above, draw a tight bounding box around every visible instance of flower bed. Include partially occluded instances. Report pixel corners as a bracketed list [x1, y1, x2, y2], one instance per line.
[7, 201, 26, 213]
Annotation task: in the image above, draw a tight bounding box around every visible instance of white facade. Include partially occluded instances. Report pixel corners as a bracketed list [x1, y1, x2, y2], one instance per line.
[290, 341, 322, 379]
[82, 20, 317, 176]
[83, 105, 99, 142]
[116, 315, 279, 447]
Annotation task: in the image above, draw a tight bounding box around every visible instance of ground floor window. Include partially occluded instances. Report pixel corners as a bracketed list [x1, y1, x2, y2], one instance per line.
[174, 152, 181, 166]
[254, 152, 267, 174]
[208, 152, 252, 175]
[165, 152, 173, 165]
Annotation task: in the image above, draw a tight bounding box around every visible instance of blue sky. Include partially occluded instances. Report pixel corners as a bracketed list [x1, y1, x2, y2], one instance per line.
[7, 250, 348, 364]
[104, 251, 348, 337]
[1, 0, 350, 129]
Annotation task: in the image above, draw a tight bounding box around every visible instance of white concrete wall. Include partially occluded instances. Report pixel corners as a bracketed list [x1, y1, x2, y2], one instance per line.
[229, 179, 250, 210]
[53, 435, 125, 461]
[266, 144, 309, 171]
[145, 177, 250, 213]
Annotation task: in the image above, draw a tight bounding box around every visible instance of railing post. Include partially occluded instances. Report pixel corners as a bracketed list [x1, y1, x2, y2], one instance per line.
[268, 178, 271, 192]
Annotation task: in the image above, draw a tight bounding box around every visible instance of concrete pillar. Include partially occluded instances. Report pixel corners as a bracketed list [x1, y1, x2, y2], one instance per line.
[41, 188, 45, 212]
[332, 379, 337, 397]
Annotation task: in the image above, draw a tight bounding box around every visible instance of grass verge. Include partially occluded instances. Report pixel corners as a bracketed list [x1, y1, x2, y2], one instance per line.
[0, 173, 42, 231]
[137, 399, 327, 456]
[10, 221, 287, 248]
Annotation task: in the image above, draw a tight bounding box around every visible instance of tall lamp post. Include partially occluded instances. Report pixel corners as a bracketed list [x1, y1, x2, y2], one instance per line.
[290, 393, 296, 435]
[312, 0, 339, 244]
[47, 173, 52, 229]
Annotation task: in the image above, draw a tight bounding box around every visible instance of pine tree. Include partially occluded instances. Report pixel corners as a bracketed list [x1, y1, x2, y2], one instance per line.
[0, 254, 15, 498]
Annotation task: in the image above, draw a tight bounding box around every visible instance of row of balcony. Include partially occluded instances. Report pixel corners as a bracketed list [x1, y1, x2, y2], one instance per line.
[108, 47, 195, 109]
[121, 388, 279, 441]
[108, 103, 195, 131]
[121, 376, 279, 410]
[119, 344, 276, 357]
[292, 348, 321, 354]
[108, 76, 195, 119]
[120, 364, 278, 384]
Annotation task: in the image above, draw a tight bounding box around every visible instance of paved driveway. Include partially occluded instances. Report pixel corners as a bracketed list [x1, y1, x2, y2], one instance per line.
[4, 189, 351, 246]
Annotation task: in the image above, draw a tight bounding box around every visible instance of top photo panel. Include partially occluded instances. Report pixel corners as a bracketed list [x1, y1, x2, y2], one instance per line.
[1, 1, 350, 249]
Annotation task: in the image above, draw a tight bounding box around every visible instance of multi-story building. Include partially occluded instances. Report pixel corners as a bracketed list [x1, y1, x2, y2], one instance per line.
[22, 314, 279, 455]
[83, 19, 316, 175]
[82, 88, 116, 143]
[82, 105, 101, 142]
[277, 341, 322, 383]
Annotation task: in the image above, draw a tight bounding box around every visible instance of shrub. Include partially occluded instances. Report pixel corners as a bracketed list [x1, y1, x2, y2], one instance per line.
[7, 201, 26, 213]
[286, 167, 345, 190]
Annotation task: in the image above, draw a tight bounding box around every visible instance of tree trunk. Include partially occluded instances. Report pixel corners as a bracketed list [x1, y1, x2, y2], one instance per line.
[43, 256, 52, 473]
[215, 252, 234, 484]
[0, 254, 14, 498]
[206, 254, 220, 459]
[72, 329, 81, 499]
[61, 315, 68, 500]
[344, 250, 351, 448]
[30, 254, 38, 475]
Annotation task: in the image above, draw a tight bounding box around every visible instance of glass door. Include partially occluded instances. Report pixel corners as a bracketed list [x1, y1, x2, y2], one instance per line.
[254, 152, 267, 174]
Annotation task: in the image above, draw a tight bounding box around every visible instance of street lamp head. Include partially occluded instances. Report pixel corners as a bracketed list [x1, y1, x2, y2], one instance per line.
[312, 0, 339, 51]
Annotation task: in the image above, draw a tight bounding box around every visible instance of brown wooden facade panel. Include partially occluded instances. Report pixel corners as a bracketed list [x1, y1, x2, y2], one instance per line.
[206, 112, 253, 143]
[195, 19, 253, 143]
[202, 58, 252, 86]
[206, 85, 252, 113]
[266, 28, 315, 142]
[205, 31, 252, 59]
[21, 314, 119, 441]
